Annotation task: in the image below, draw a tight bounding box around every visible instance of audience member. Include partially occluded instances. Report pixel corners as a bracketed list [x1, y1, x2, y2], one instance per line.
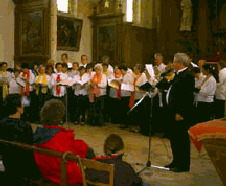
[86, 134, 142, 186]
[0, 94, 41, 185]
[34, 99, 95, 185]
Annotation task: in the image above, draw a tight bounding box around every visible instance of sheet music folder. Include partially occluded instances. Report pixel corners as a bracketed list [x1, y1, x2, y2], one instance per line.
[139, 82, 154, 92]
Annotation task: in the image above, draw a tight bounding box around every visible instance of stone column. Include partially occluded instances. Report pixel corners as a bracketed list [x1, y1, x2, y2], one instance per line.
[49, 0, 57, 61]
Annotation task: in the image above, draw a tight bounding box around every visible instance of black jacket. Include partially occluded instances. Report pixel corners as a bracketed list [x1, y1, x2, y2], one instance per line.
[0, 117, 40, 179]
[86, 154, 142, 186]
[168, 69, 195, 123]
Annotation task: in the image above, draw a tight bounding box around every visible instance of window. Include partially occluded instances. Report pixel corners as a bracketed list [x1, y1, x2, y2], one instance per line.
[126, 0, 133, 22]
[57, 0, 68, 13]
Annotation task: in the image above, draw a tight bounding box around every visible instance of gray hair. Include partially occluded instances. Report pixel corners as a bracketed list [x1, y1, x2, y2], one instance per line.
[94, 63, 103, 71]
[155, 53, 163, 60]
[174, 53, 190, 67]
[38, 65, 45, 72]
[134, 63, 144, 73]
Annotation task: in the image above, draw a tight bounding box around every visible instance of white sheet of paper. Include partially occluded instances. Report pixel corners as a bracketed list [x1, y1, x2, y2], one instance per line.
[145, 64, 155, 77]
[75, 80, 88, 86]
[121, 83, 134, 92]
[59, 79, 75, 86]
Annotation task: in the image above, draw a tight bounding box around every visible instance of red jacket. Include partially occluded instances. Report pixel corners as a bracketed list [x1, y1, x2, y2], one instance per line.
[34, 125, 88, 185]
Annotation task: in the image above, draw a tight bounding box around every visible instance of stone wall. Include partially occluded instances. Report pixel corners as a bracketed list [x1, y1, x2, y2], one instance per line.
[0, 0, 15, 67]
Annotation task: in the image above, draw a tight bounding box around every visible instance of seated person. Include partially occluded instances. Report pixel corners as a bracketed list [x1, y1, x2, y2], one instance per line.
[86, 134, 142, 186]
[33, 99, 95, 185]
[0, 94, 41, 185]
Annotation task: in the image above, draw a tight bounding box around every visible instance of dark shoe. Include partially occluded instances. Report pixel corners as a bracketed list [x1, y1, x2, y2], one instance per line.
[169, 167, 189, 172]
[164, 162, 176, 168]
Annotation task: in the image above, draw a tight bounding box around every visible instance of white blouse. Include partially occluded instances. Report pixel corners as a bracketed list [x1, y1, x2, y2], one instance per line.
[215, 68, 226, 100]
[97, 74, 107, 96]
[50, 72, 68, 97]
[197, 75, 216, 103]
[18, 70, 36, 92]
[73, 73, 90, 96]
[9, 78, 21, 94]
[134, 73, 147, 100]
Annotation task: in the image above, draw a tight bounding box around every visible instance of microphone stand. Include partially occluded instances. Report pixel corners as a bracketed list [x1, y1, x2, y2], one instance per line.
[59, 84, 69, 130]
[128, 90, 169, 174]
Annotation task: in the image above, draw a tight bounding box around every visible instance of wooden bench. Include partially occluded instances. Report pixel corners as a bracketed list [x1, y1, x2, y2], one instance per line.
[0, 139, 114, 186]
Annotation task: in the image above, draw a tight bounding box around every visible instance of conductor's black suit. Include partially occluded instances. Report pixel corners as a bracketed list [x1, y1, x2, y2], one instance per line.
[167, 68, 195, 171]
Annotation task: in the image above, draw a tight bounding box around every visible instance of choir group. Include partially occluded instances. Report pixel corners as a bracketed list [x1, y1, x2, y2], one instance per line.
[0, 53, 225, 135]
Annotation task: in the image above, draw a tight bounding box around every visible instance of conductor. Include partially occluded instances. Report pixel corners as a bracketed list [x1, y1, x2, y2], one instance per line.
[165, 53, 195, 172]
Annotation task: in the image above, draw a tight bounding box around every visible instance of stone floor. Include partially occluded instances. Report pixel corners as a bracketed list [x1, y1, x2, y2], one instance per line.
[63, 122, 222, 186]
[0, 122, 223, 186]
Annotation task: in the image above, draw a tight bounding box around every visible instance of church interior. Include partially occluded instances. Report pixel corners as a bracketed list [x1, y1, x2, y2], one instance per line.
[0, 0, 226, 185]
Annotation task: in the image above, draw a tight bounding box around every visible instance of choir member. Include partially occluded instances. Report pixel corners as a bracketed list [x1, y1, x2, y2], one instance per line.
[15, 64, 21, 72]
[101, 56, 114, 74]
[102, 62, 113, 79]
[86, 63, 95, 79]
[191, 67, 205, 107]
[31, 63, 39, 76]
[129, 64, 147, 133]
[61, 53, 69, 63]
[118, 64, 133, 126]
[62, 63, 68, 74]
[80, 54, 89, 68]
[88, 64, 107, 126]
[108, 65, 122, 123]
[49, 63, 68, 105]
[0, 62, 12, 119]
[45, 64, 54, 76]
[154, 53, 166, 75]
[18, 63, 36, 122]
[215, 60, 226, 118]
[70, 62, 79, 77]
[71, 66, 90, 124]
[9, 70, 21, 94]
[196, 64, 217, 122]
[0, 62, 12, 100]
[35, 65, 51, 118]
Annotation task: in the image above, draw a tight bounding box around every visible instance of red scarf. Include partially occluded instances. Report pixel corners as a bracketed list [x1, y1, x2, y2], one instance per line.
[21, 70, 30, 96]
[129, 73, 141, 108]
[56, 74, 61, 96]
[115, 72, 122, 99]
[93, 155, 118, 161]
[89, 73, 101, 102]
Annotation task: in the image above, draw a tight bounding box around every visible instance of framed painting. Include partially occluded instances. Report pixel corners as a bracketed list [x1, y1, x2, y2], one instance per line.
[14, 0, 50, 64]
[21, 10, 42, 54]
[97, 25, 116, 63]
[57, 16, 83, 51]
